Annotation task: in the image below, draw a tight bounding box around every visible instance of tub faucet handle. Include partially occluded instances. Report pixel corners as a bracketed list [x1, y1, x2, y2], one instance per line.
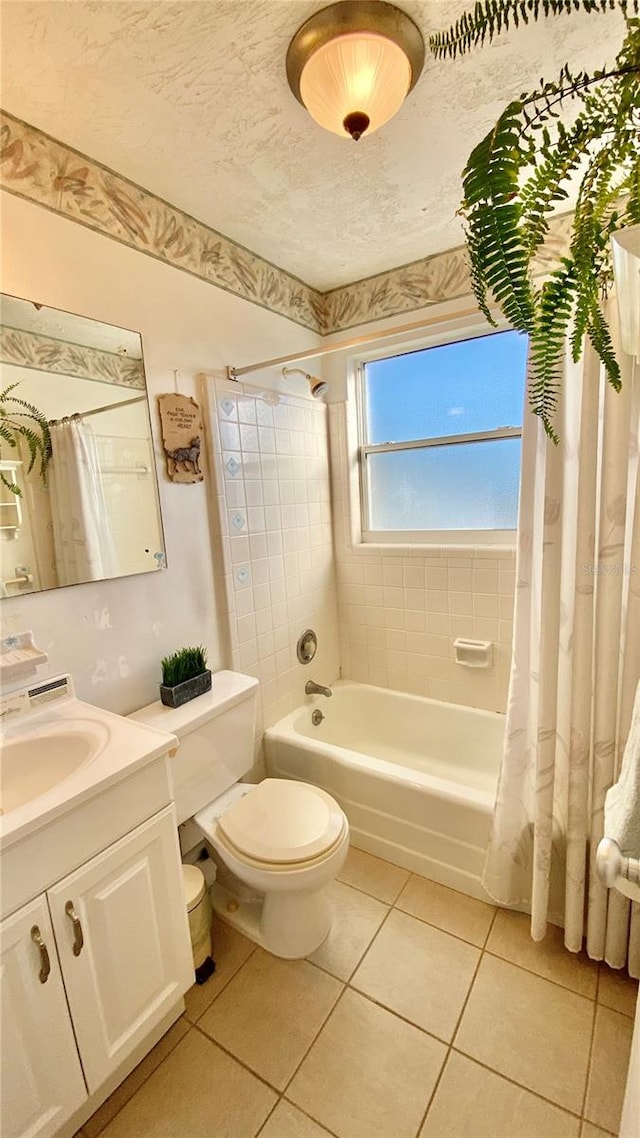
[305, 680, 332, 698]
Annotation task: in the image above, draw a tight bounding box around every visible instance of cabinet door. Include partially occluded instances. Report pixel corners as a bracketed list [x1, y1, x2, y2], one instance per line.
[0, 895, 87, 1138]
[48, 805, 192, 1093]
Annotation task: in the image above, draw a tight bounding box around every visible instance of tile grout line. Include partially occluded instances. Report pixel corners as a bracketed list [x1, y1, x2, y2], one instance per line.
[282, 1097, 343, 1138]
[295, 876, 606, 1133]
[82, 1018, 194, 1138]
[86, 940, 261, 1136]
[278, 984, 350, 1120]
[192, 1020, 291, 1096]
[85, 864, 634, 1138]
[391, 880, 603, 1006]
[184, 941, 259, 1026]
[447, 1047, 588, 1124]
[253, 1093, 281, 1138]
[579, 981, 599, 1124]
[410, 906, 500, 1138]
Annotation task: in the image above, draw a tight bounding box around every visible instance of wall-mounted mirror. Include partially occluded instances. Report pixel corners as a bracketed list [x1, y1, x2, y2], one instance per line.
[1, 294, 166, 597]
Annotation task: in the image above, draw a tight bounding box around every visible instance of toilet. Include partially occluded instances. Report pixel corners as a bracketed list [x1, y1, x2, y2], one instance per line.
[130, 670, 349, 958]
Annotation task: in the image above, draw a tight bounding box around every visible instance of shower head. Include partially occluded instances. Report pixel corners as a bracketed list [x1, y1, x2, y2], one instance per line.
[282, 366, 329, 400]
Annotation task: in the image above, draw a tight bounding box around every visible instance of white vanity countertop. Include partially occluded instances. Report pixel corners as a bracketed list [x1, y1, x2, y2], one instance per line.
[0, 697, 177, 851]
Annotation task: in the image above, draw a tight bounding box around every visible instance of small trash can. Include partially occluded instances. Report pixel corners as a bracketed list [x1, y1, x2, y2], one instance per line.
[182, 863, 215, 984]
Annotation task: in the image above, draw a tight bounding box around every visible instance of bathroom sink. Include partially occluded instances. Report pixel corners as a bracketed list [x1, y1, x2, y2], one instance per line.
[0, 721, 108, 815]
[0, 677, 178, 858]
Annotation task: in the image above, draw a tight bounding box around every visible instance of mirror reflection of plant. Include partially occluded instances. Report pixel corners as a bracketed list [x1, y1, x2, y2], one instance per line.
[0, 382, 53, 495]
[430, 0, 640, 441]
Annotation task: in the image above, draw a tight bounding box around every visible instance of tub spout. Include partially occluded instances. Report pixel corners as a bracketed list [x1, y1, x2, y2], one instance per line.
[305, 680, 332, 698]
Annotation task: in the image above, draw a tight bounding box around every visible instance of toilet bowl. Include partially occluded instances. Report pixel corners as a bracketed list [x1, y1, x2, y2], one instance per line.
[196, 779, 349, 957]
[129, 672, 349, 959]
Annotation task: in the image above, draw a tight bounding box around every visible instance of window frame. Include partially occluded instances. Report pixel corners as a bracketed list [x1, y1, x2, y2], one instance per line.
[355, 325, 525, 546]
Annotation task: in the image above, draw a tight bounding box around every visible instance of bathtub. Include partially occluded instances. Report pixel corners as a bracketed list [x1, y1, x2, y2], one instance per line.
[264, 680, 504, 902]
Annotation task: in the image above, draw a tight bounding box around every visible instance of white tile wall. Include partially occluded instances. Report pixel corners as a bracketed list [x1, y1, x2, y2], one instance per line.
[328, 401, 516, 714]
[207, 377, 340, 764]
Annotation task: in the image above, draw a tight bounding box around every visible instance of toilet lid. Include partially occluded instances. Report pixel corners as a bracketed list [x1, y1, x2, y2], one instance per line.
[217, 778, 345, 864]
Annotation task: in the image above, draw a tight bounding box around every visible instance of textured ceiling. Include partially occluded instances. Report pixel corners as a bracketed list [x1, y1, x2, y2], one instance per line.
[0, 0, 627, 290]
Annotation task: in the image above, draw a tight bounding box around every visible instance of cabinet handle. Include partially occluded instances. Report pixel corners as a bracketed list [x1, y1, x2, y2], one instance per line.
[65, 901, 84, 956]
[30, 925, 51, 983]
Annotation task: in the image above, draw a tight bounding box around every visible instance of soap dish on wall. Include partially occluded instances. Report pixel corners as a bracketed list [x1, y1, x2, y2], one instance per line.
[0, 631, 49, 681]
[453, 638, 493, 669]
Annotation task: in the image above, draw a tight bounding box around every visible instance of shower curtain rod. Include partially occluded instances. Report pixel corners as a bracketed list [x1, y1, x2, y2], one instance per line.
[81, 394, 146, 418]
[225, 303, 484, 381]
[50, 395, 145, 423]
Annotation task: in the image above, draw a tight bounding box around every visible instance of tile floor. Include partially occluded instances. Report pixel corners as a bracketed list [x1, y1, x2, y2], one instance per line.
[76, 847, 638, 1138]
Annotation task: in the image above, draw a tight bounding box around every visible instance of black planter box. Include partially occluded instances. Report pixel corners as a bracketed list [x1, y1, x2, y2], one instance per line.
[160, 669, 212, 708]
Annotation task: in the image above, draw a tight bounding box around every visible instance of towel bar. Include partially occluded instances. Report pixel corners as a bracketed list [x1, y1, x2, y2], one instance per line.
[597, 836, 640, 889]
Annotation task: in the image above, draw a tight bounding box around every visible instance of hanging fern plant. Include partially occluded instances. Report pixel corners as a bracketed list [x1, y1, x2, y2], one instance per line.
[430, 0, 640, 440]
[0, 382, 53, 495]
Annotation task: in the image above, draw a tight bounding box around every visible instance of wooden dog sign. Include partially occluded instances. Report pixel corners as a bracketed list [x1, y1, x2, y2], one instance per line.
[158, 394, 204, 483]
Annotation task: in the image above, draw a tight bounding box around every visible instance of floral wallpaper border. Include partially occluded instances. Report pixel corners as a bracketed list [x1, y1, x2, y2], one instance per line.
[0, 110, 324, 334]
[1, 109, 572, 338]
[321, 213, 573, 333]
[1, 325, 146, 388]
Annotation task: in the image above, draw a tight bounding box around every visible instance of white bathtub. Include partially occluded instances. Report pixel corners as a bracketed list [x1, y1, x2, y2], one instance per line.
[264, 680, 504, 901]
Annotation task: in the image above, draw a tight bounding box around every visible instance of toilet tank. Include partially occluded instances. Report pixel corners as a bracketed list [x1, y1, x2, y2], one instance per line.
[129, 670, 258, 823]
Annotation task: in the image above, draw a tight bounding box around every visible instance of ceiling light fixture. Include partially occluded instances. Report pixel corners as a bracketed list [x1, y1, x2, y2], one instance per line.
[286, 0, 424, 142]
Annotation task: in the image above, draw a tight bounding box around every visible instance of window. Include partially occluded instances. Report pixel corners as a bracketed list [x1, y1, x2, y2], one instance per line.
[358, 329, 528, 542]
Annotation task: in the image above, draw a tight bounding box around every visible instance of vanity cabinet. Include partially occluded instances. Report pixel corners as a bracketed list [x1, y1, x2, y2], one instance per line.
[1, 806, 192, 1138]
[48, 806, 189, 1092]
[0, 895, 86, 1138]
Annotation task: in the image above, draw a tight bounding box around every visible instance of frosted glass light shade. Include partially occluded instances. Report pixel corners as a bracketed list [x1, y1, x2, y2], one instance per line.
[299, 32, 412, 139]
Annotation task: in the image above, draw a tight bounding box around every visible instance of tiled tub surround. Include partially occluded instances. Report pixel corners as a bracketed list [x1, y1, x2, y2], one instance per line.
[328, 400, 516, 714]
[266, 681, 504, 899]
[205, 375, 340, 754]
[76, 848, 638, 1138]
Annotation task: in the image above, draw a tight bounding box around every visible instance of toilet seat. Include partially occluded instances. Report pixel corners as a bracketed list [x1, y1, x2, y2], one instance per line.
[214, 822, 347, 872]
[215, 778, 345, 866]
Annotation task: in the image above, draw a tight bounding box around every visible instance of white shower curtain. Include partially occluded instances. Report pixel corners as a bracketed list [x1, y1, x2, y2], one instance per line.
[49, 416, 118, 586]
[483, 305, 640, 977]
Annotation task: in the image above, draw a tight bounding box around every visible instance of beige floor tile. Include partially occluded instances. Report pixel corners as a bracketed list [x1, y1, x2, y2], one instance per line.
[597, 963, 639, 1018]
[83, 1017, 190, 1137]
[395, 874, 495, 947]
[288, 988, 447, 1138]
[580, 1123, 615, 1138]
[421, 1051, 581, 1138]
[584, 1005, 634, 1134]
[308, 881, 388, 981]
[486, 910, 598, 999]
[351, 909, 479, 1042]
[184, 915, 256, 1023]
[337, 845, 410, 903]
[99, 1029, 276, 1138]
[198, 949, 342, 1090]
[455, 955, 594, 1113]
[259, 1100, 334, 1138]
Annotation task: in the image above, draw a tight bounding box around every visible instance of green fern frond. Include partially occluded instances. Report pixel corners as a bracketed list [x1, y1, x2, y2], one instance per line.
[429, 0, 637, 60]
[529, 259, 577, 439]
[588, 305, 622, 390]
[0, 382, 52, 492]
[0, 471, 21, 496]
[461, 101, 536, 332]
[429, 3, 640, 439]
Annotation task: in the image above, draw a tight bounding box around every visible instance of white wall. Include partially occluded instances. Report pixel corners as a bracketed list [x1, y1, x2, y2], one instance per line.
[1, 193, 320, 713]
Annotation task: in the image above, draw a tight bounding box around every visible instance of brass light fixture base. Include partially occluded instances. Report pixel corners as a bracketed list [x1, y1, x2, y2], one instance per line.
[286, 1, 425, 107]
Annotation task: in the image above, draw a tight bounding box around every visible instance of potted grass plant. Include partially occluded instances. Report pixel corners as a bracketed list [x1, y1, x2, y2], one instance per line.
[160, 645, 211, 708]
